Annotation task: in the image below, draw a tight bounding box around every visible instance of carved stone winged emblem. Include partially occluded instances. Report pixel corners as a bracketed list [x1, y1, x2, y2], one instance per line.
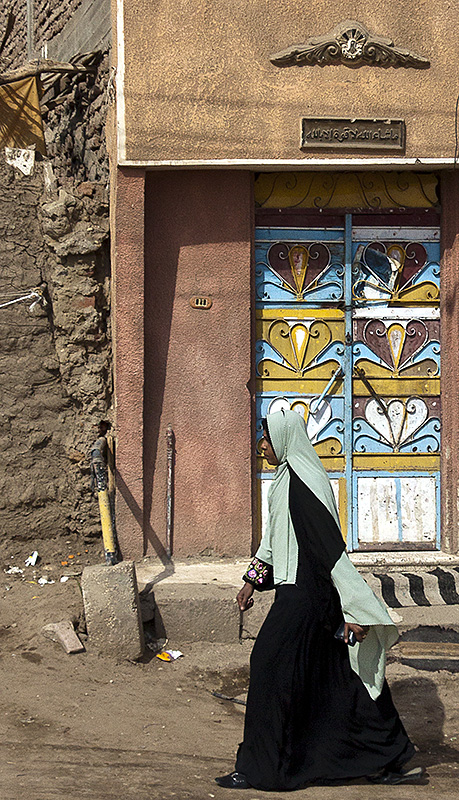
[270, 20, 429, 69]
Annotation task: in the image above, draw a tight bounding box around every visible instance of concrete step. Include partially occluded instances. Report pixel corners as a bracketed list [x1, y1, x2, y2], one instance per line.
[136, 559, 459, 645]
[361, 567, 459, 608]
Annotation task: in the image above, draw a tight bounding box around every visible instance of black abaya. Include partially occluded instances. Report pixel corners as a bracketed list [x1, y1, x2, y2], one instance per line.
[235, 467, 414, 791]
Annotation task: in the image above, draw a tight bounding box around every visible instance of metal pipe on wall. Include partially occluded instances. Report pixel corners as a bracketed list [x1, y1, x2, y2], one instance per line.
[26, 0, 34, 60]
[166, 424, 175, 559]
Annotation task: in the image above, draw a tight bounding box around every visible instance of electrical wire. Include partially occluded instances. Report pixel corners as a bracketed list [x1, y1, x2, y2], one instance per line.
[0, 290, 40, 310]
[0, 285, 47, 311]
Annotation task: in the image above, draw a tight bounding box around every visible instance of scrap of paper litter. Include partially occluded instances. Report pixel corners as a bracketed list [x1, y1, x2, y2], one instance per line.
[155, 650, 183, 662]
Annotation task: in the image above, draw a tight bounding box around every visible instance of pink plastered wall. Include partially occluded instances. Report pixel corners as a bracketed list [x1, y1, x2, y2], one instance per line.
[440, 172, 459, 554]
[113, 167, 146, 559]
[143, 170, 254, 557]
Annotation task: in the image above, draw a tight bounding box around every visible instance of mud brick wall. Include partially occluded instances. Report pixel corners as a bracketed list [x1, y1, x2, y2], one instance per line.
[0, 0, 85, 69]
[0, 3, 28, 69]
[0, 6, 112, 546]
[0, 49, 112, 544]
[0, 156, 111, 543]
[43, 51, 110, 187]
[34, 0, 86, 54]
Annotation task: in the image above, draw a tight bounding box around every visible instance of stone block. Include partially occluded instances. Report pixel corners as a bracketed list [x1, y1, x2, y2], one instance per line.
[42, 620, 85, 654]
[151, 583, 273, 644]
[82, 561, 145, 659]
[152, 583, 239, 643]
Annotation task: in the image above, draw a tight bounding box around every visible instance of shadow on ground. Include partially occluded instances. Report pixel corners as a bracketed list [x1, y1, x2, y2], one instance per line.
[390, 676, 459, 767]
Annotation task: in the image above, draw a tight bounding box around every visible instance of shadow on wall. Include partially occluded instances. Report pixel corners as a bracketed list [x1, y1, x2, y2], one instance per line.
[390, 676, 459, 766]
[143, 173, 179, 559]
[142, 171, 252, 559]
[440, 173, 459, 555]
[116, 467, 171, 570]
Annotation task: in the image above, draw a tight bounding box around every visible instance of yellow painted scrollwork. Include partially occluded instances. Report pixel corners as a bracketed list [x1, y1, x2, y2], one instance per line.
[255, 171, 438, 209]
[257, 319, 341, 380]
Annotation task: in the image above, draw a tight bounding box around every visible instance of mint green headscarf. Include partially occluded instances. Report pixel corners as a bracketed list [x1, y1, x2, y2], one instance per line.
[255, 409, 398, 699]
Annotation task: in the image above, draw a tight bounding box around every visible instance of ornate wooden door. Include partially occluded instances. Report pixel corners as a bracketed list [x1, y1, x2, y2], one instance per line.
[255, 209, 440, 551]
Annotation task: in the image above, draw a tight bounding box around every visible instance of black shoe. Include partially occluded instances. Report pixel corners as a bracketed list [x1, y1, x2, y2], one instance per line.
[214, 772, 251, 789]
[367, 766, 426, 785]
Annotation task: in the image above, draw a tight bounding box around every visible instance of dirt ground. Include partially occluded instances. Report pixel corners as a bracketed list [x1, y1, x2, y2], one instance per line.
[2, 542, 459, 800]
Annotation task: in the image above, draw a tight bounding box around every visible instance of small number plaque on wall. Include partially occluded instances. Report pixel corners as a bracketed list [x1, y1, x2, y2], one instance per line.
[189, 295, 213, 309]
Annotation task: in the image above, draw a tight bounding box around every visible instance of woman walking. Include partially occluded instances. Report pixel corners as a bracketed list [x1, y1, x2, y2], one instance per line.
[216, 409, 423, 790]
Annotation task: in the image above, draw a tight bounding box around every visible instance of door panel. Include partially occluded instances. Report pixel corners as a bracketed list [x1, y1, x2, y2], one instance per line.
[255, 224, 347, 537]
[255, 212, 441, 551]
[349, 224, 440, 550]
[355, 474, 439, 549]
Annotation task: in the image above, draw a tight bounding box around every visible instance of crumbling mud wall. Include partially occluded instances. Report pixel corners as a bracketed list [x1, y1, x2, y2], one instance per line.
[0, 0, 85, 69]
[42, 51, 110, 187]
[0, 155, 111, 543]
[0, 51, 112, 546]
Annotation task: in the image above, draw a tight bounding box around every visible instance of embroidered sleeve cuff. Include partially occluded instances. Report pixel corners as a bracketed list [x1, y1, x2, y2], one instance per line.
[242, 558, 274, 591]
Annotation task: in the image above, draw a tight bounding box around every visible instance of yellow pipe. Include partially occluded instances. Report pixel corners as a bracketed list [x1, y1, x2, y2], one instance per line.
[97, 488, 117, 558]
[90, 427, 118, 565]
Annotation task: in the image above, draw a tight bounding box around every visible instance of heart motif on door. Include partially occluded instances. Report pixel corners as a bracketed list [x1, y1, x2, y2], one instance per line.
[365, 396, 428, 449]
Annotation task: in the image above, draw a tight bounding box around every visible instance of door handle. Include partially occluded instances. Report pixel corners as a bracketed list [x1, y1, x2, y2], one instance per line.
[353, 366, 388, 417]
[309, 367, 344, 415]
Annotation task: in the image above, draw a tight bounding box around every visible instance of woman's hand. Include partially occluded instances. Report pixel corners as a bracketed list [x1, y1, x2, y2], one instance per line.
[237, 582, 255, 611]
[344, 622, 370, 643]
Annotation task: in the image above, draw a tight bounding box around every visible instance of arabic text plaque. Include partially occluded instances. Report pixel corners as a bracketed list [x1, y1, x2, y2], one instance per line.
[301, 118, 405, 150]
